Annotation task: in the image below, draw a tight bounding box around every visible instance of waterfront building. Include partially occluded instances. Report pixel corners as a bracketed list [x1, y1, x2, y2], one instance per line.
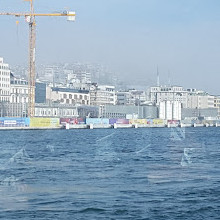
[35, 103, 78, 118]
[0, 57, 11, 102]
[10, 74, 28, 104]
[214, 96, 220, 117]
[159, 101, 181, 120]
[147, 85, 188, 108]
[116, 89, 147, 106]
[90, 84, 116, 106]
[187, 89, 215, 109]
[8, 74, 28, 117]
[100, 105, 158, 119]
[46, 86, 90, 105]
[181, 108, 218, 120]
[77, 105, 99, 118]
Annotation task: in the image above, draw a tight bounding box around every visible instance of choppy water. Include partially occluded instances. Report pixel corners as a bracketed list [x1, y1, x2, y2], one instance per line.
[0, 127, 219, 219]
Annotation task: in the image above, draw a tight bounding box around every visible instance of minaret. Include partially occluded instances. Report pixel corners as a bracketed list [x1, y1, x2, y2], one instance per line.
[157, 66, 160, 87]
[168, 70, 171, 86]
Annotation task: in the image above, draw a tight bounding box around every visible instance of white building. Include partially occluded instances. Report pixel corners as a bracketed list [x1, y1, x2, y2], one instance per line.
[147, 85, 188, 108]
[0, 57, 11, 102]
[214, 96, 220, 117]
[46, 87, 90, 105]
[116, 89, 147, 106]
[90, 84, 116, 106]
[187, 90, 215, 109]
[10, 75, 28, 104]
[159, 101, 181, 120]
[67, 71, 91, 84]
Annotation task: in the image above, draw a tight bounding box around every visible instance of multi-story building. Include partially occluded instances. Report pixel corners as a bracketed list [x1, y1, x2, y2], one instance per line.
[67, 71, 91, 84]
[116, 89, 147, 106]
[46, 87, 90, 105]
[0, 57, 11, 102]
[10, 75, 28, 104]
[214, 96, 220, 117]
[90, 84, 116, 106]
[147, 85, 188, 108]
[187, 90, 215, 109]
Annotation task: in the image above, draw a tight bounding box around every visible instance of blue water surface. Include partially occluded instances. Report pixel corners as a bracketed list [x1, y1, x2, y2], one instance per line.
[0, 127, 219, 219]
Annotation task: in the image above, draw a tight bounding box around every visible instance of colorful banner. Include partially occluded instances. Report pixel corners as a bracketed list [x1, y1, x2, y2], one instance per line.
[129, 119, 147, 124]
[147, 119, 153, 125]
[168, 120, 180, 125]
[109, 119, 129, 125]
[0, 117, 29, 127]
[30, 118, 59, 128]
[116, 119, 129, 124]
[86, 118, 109, 125]
[60, 118, 78, 125]
[153, 119, 166, 125]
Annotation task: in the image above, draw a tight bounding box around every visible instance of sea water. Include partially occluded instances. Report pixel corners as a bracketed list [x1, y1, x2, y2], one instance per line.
[0, 127, 219, 219]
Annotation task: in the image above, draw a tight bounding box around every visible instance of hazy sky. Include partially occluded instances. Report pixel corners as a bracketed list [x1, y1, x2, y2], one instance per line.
[0, 0, 220, 94]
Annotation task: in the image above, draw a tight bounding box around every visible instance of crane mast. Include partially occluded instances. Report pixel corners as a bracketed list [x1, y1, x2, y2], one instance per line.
[0, 0, 76, 117]
[28, 0, 36, 117]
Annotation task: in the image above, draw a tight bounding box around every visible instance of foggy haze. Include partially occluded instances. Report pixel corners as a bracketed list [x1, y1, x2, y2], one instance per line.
[0, 0, 220, 94]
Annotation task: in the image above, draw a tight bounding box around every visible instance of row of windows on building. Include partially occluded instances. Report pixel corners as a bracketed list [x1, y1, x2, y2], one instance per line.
[158, 98, 186, 102]
[60, 93, 89, 100]
[0, 90, 10, 95]
[11, 88, 28, 94]
[61, 98, 89, 105]
[91, 97, 115, 101]
[11, 96, 28, 103]
[0, 77, 10, 82]
[0, 66, 9, 70]
[104, 113, 126, 118]
[0, 84, 10, 87]
[0, 96, 10, 102]
[11, 80, 28, 85]
[35, 109, 76, 116]
[94, 92, 115, 96]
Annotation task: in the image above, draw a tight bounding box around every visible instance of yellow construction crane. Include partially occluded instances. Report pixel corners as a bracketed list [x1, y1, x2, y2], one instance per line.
[0, 0, 76, 117]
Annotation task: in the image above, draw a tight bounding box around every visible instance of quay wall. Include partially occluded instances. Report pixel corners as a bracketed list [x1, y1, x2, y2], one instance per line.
[0, 117, 219, 129]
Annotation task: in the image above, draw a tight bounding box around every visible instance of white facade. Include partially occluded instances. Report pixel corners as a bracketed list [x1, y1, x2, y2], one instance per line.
[90, 85, 116, 106]
[35, 104, 78, 117]
[147, 86, 188, 108]
[159, 101, 166, 119]
[159, 101, 181, 120]
[46, 87, 90, 105]
[0, 57, 11, 102]
[173, 101, 182, 120]
[116, 89, 146, 106]
[166, 101, 173, 120]
[187, 91, 215, 109]
[10, 76, 28, 104]
[214, 96, 220, 117]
